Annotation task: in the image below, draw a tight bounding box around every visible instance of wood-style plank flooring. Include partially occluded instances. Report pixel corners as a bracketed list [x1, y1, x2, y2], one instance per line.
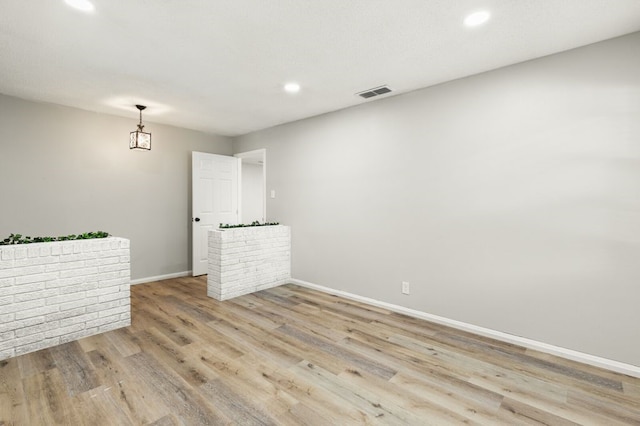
[1, 277, 639, 425]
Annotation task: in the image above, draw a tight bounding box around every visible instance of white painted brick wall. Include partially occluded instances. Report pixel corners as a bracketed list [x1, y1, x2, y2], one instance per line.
[0, 237, 131, 360]
[208, 226, 291, 301]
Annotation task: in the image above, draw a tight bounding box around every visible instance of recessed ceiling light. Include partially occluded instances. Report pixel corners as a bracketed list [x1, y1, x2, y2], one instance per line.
[284, 82, 301, 94]
[65, 0, 95, 12]
[464, 11, 490, 27]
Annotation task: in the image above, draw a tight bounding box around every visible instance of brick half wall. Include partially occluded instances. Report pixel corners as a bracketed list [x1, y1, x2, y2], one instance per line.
[208, 226, 291, 300]
[0, 237, 131, 360]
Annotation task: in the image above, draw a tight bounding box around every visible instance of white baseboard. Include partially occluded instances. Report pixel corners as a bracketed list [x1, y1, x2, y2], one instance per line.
[131, 270, 192, 285]
[289, 278, 640, 379]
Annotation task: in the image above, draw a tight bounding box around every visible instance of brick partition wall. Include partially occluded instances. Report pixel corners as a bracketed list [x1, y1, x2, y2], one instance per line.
[0, 237, 131, 360]
[208, 225, 291, 300]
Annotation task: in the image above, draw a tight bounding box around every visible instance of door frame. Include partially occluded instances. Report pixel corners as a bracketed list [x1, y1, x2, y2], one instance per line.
[234, 149, 267, 223]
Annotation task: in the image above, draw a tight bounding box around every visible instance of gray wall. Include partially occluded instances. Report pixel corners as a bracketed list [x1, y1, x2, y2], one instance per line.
[234, 33, 640, 366]
[0, 94, 233, 280]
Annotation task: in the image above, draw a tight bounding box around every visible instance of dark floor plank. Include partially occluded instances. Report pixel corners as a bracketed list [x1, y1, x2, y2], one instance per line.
[86, 342, 167, 424]
[497, 397, 581, 426]
[277, 324, 397, 380]
[21, 368, 80, 425]
[199, 378, 278, 426]
[17, 348, 56, 378]
[0, 357, 27, 425]
[125, 351, 225, 425]
[49, 341, 100, 397]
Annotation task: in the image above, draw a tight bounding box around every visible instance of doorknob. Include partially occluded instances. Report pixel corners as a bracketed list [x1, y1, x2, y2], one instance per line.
[194, 217, 201, 222]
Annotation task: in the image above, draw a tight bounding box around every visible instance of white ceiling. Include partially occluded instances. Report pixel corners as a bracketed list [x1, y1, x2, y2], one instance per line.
[1, 1, 640, 137]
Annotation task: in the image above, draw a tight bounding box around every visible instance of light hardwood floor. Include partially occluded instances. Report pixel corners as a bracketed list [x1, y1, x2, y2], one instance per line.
[1, 277, 639, 425]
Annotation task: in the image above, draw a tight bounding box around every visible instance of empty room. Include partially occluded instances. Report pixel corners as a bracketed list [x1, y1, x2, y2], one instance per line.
[1, 1, 639, 424]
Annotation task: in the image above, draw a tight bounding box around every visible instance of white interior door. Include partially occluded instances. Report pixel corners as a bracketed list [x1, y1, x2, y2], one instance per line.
[192, 152, 239, 276]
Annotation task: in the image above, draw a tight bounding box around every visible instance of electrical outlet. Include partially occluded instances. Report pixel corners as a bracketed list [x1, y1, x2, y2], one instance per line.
[401, 281, 410, 295]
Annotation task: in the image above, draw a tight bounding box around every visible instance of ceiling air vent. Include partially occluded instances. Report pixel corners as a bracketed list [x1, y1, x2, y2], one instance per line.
[356, 85, 392, 99]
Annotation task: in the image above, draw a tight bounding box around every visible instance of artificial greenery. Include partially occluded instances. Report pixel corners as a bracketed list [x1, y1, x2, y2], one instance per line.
[219, 221, 279, 229]
[0, 231, 110, 245]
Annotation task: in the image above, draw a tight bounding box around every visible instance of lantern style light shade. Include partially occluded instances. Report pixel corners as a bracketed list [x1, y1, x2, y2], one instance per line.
[130, 105, 151, 150]
[129, 128, 151, 150]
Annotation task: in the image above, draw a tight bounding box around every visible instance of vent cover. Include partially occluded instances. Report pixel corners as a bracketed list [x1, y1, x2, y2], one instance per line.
[356, 85, 392, 99]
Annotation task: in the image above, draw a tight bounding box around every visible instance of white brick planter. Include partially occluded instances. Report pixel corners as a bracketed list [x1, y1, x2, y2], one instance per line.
[0, 237, 131, 360]
[208, 226, 291, 300]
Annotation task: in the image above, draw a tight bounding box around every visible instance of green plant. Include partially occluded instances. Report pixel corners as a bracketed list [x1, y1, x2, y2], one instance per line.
[219, 221, 279, 229]
[0, 231, 110, 245]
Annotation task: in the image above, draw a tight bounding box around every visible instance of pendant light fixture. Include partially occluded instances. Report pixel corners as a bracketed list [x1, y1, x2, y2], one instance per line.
[129, 104, 151, 150]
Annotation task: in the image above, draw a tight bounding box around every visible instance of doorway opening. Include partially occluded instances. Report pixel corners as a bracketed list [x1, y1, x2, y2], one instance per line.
[235, 149, 266, 224]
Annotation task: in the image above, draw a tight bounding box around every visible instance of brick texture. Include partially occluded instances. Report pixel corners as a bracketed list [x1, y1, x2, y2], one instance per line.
[208, 226, 290, 301]
[0, 237, 131, 360]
